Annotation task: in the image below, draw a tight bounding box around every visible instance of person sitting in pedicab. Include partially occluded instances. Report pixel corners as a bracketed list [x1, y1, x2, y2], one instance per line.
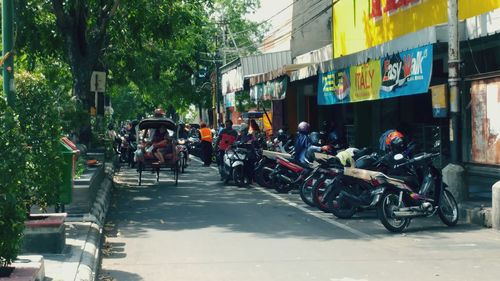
[146, 125, 174, 164]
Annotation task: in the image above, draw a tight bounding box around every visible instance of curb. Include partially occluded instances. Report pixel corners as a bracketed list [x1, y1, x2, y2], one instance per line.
[74, 164, 114, 281]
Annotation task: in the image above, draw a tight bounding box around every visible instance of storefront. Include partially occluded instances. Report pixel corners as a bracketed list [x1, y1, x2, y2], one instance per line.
[220, 51, 292, 128]
[324, 0, 500, 197]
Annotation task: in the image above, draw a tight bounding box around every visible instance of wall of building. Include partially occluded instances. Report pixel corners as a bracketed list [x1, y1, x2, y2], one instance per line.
[290, 0, 332, 59]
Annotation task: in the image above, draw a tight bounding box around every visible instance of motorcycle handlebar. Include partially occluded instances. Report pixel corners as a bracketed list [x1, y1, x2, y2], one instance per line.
[393, 152, 440, 169]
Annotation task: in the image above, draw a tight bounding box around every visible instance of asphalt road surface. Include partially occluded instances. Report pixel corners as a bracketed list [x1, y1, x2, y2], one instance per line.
[100, 159, 500, 281]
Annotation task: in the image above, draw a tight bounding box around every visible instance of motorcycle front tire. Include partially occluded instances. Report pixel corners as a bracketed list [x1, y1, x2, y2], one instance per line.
[233, 165, 245, 187]
[377, 191, 410, 233]
[438, 189, 459, 227]
[299, 178, 316, 207]
[255, 162, 274, 188]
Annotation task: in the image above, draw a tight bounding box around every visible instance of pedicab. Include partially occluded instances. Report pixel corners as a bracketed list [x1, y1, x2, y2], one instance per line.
[134, 118, 180, 186]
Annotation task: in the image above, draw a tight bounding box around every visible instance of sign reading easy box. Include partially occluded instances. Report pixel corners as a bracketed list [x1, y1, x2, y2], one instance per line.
[318, 44, 433, 105]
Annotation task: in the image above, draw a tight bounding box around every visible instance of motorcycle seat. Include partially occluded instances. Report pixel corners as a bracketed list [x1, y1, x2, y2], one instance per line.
[289, 158, 312, 169]
[385, 175, 419, 190]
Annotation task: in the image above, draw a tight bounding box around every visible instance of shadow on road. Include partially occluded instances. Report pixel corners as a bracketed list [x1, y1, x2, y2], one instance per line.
[105, 160, 487, 243]
[99, 269, 143, 281]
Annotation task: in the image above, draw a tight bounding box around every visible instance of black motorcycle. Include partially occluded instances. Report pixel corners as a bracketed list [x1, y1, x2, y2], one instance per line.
[375, 152, 459, 232]
[322, 151, 386, 219]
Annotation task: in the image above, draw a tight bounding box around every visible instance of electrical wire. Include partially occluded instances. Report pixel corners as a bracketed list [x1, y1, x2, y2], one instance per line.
[228, 0, 330, 52]
[245, 1, 333, 51]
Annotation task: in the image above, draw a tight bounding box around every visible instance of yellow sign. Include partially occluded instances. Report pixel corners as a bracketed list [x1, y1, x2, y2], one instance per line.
[333, 0, 500, 58]
[349, 60, 381, 102]
[430, 84, 448, 117]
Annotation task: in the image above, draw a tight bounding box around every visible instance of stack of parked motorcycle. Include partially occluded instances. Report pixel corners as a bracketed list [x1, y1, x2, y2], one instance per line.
[248, 134, 459, 233]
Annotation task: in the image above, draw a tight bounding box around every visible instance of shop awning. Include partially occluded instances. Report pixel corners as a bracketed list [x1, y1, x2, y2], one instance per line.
[290, 44, 333, 82]
[248, 63, 316, 86]
[241, 51, 292, 78]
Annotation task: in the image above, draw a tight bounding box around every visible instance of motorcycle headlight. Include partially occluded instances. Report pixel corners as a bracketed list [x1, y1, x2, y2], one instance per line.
[178, 139, 186, 145]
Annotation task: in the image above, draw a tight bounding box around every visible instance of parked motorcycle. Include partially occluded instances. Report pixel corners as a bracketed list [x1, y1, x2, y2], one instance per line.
[305, 148, 372, 212]
[323, 141, 419, 219]
[322, 151, 387, 218]
[119, 133, 137, 167]
[176, 138, 189, 173]
[219, 143, 253, 187]
[299, 157, 343, 208]
[375, 152, 459, 232]
[188, 136, 201, 157]
[254, 156, 277, 188]
[269, 146, 331, 194]
[267, 129, 295, 154]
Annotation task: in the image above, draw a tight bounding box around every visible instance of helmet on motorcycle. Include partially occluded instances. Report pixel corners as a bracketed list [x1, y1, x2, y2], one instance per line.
[297, 121, 310, 133]
[309, 132, 321, 146]
[385, 130, 404, 146]
[389, 136, 406, 154]
[154, 108, 165, 117]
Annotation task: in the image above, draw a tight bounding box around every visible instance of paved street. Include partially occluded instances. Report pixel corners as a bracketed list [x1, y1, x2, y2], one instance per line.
[100, 160, 500, 281]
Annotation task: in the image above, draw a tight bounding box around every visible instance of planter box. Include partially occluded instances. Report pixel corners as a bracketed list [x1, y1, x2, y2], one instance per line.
[21, 214, 66, 254]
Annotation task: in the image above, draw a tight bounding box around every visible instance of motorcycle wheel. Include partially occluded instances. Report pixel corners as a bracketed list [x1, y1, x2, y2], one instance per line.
[312, 181, 330, 213]
[328, 185, 357, 219]
[255, 162, 275, 188]
[181, 156, 186, 173]
[438, 189, 459, 226]
[377, 192, 410, 233]
[299, 178, 316, 207]
[119, 148, 127, 163]
[233, 165, 245, 187]
[273, 176, 294, 193]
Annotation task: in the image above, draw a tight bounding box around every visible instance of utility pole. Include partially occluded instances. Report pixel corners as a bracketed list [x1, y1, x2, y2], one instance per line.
[213, 36, 219, 130]
[2, 0, 15, 107]
[448, 0, 460, 163]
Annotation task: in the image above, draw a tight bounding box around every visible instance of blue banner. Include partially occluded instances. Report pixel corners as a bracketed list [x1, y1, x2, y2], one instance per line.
[317, 68, 351, 105]
[318, 45, 433, 105]
[380, 44, 433, 99]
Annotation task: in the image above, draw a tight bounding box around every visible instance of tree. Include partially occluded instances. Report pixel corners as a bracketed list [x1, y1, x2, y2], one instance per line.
[13, 0, 266, 124]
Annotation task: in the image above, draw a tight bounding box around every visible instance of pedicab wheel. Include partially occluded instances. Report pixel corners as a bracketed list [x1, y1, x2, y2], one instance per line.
[174, 160, 179, 186]
[181, 154, 186, 173]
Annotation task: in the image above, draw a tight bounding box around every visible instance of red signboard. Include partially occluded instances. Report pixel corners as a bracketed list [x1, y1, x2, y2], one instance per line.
[371, 0, 421, 19]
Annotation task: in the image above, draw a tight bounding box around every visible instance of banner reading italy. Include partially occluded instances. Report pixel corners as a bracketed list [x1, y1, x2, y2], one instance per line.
[317, 68, 351, 105]
[350, 60, 381, 102]
[380, 45, 433, 99]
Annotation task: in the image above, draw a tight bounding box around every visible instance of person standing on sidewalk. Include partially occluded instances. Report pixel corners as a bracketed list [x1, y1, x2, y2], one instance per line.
[199, 122, 213, 166]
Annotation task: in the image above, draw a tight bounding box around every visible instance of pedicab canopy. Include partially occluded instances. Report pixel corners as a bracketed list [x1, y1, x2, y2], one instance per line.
[138, 117, 177, 131]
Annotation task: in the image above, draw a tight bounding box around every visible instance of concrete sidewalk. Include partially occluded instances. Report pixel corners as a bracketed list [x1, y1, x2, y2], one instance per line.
[15, 162, 114, 281]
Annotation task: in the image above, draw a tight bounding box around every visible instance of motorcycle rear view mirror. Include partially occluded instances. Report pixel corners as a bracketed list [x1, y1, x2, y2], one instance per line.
[393, 153, 404, 161]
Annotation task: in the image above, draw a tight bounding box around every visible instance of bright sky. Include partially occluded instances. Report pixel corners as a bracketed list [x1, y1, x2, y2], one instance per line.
[246, 0, 293, 36]
[246, 0, 293, 52]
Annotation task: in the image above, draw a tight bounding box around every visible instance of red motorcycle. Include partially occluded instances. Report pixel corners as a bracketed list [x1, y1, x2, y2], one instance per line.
[269, 156, 314, 193]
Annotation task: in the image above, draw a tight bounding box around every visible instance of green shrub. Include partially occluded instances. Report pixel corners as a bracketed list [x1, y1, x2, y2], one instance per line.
[0, 100, 27, 267]
[15, 71, 65, 211]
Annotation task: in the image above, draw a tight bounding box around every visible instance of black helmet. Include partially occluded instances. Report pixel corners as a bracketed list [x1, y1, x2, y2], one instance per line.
[309, 131, 321, 146]
[390, 137, 406, 154]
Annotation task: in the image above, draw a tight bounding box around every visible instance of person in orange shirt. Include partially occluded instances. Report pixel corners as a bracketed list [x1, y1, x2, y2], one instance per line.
[199, 122, 213, 166]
